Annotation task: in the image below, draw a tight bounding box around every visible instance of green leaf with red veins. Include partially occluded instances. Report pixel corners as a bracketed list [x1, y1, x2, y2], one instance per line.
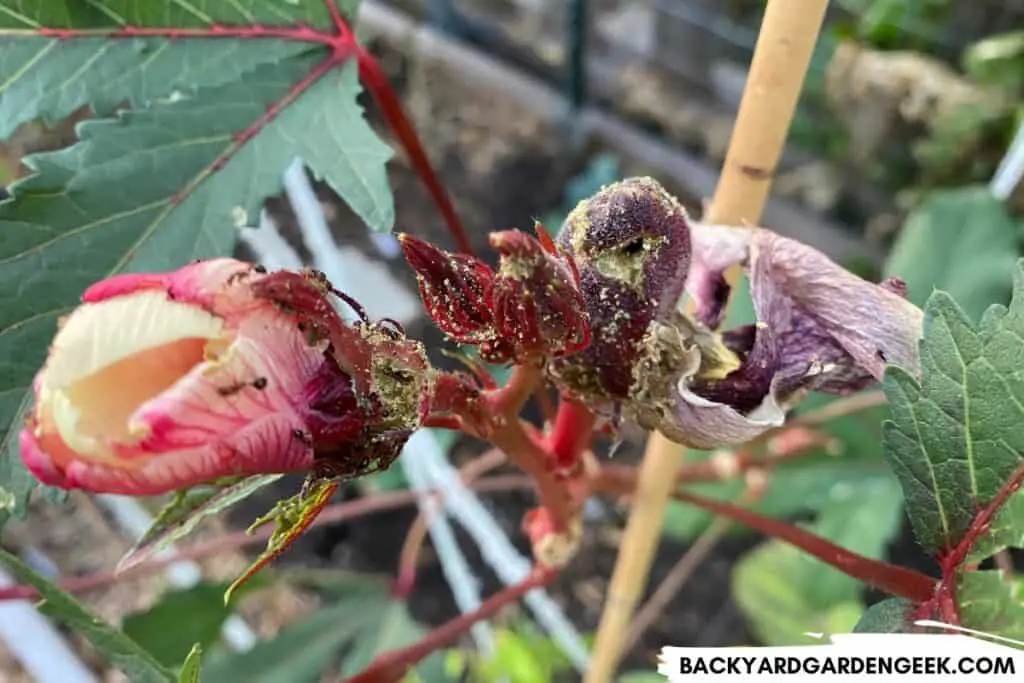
[1, 32, 395, 521]
[957, 571, 1024, 645]
[883, 261, 1024, 558]
[852, 598, 915, 634]
[967, 493, 1024, 565]
[0, 0, 358, 137]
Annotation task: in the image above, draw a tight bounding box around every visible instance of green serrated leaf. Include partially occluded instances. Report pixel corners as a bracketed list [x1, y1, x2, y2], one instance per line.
[119, 475, 283, 572]
[0, 0, 366, 138]
[123, 578, 267, 668]
[178, 644, 203, 683]
[0, 547, 175, 683]
[733, 476, 903, 645]
[199, 596, 379, 683]
[852, 598, 915, 634]
[884, 186, 1019, 323]
[883, 262, 1024, 556]
[1, 56, 394, 517]
[968, 492, 1024, 564]
[340, 600, 447, 682]
[958, 570, 1024, 645]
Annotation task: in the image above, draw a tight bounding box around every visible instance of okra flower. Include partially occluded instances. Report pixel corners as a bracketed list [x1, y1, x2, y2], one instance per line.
[551, 177, 924, 449]
[20, 259, 430, 495]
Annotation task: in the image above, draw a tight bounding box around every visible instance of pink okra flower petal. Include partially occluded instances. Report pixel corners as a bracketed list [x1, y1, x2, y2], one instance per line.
[20, 258, 430, 495]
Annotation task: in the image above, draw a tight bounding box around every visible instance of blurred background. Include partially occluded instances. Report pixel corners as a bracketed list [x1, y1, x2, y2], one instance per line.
[2, 1, 1022, 682]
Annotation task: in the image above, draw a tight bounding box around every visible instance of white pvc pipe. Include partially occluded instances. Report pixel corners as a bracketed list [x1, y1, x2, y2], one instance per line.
[412, 433, 592, 673]
[281, 158, 421, 325]
[238, 210, 306, 272]
[401, 433, 496, 656]
[991, 122, 1024, 201]
[0, 567, 99, 683]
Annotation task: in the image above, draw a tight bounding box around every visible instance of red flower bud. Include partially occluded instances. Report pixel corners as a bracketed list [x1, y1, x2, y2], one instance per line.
[488, 228, 590, 363]
[398, 233, 496, 344]
[550, 177, 692, 401]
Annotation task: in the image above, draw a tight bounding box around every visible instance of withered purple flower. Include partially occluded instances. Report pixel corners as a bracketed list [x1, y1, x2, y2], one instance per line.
[550, 177, 924, 449]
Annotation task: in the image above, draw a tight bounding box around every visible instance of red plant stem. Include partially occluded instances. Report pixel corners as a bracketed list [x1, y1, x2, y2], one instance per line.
[476, 364, 574, 530]
[345, 566, 558, 683]
[920, 461, 1024, 627]
[0, 474, 535, 602]
[355, 46, 473, 256]
[484, 363, 544, 415]
[546, 396, 597, 472]
[667, 489, 937, 602]
[491, 423, 572, 532]
[324, 0, 349, 34]
[940, 461, 1024, 573]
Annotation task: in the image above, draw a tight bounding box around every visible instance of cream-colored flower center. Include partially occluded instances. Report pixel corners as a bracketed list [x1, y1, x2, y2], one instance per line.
[41, 290, 225, 457]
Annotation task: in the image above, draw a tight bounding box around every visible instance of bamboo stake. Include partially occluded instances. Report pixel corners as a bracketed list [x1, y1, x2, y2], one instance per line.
[584, 2, 832, 680]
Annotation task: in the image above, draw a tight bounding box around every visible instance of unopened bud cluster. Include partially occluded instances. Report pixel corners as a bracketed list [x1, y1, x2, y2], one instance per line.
[399, 227, 590, 364]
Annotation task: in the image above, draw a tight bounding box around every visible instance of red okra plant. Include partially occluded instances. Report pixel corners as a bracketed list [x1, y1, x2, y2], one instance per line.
[0, 2, 1022, 682]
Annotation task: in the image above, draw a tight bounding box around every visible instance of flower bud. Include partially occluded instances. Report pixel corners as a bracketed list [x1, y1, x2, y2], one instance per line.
[20, 259, 430, 495]
[398, 233, 496, 344]
[488, 228, 590, 363]
[549, 177, 691, 400]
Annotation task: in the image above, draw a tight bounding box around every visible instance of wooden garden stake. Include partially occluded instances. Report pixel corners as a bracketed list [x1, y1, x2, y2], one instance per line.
[584, 1, 832, 680]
